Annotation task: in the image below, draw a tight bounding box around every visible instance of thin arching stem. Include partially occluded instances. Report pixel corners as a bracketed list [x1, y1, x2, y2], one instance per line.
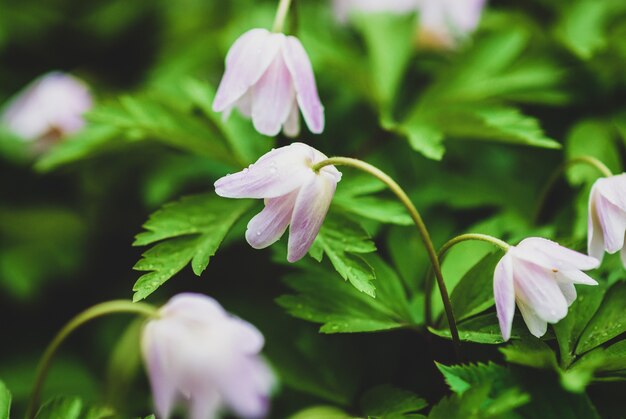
[26, 300, 158, 419]
[534, 156, 613, 224]
[424, 234, 510, 326]
[272, 0, 293, 33]
[312, 157, 463, 360]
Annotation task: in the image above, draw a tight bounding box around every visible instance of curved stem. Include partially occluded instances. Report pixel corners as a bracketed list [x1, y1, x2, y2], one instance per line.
[425, 234, 510, 326]
[313, 157, 463, 360]
[26, 300, 158, 419]
[272, 0, 293, 33]
[534, 156, 613, 224]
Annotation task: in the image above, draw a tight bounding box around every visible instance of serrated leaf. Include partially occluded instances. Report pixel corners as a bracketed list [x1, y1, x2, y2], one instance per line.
[310, 213, 377, 296]
[133, 194, 252, 301]
[278, 255, 416, 333]
[436, 362, 512, 395]
[430, 312, 525, 344]
[556, 0, 613, 59]
[576, 282, 626, 355]
[450, 252, 501, 322]
[0, 381, 10, 419]
[500, 339, 558, 370]
[428, 383, 527, 419]
[360, 385, 427, 418]
[35, 396, 114, 419]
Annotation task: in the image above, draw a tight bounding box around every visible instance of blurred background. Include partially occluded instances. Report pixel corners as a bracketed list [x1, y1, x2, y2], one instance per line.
[1, 0, 626, 417]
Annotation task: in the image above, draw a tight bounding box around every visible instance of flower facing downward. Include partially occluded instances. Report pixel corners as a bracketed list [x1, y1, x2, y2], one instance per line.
[332, 0, 419, 23]
[214, 143, 341, 263]
[1, 72, 92, 143]
[588, 174, 626, 266]
[493, 238, 599, 341]
[142, 293, 274, 419]
[212, 29, 324, 137]
[415, 0, 486, 49]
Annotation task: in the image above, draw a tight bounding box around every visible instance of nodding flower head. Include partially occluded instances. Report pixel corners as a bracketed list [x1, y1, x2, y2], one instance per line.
[588, 173, 626, 266]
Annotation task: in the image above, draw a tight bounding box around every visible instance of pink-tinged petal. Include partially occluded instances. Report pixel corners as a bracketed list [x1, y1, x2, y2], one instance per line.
[227, 317, 267, 354]
[188, 389, 221, 419]
[282, 36, 325, 134]
[559, 282, 577, 306]
[511, 254, 568, 323]
[516, 237, 599, 271]
[595, 194, 626, 254]
[621, 245, 626, 268]
[282, 100, 300, 138]
[556, 269, 598, 286]
[215, 143, 316, 199]
[287, 172, 337, 262]
[161, 293, 226, 320]
[213, 29, 282, 112]
[245, 190, 298, 249]
[595, 174, 626, 209]
[251, 50, 296, 136]
[494, 252, 515, 341]
[588, 186, 606, 262]
[234, 90, 253, 118]
[219, 357, 273, 419]
[142, 323, 179, 419]
[516, 298, 548, 338]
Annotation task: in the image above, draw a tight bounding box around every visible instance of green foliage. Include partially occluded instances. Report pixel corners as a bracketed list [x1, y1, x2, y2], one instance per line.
[450, 252, 501, 322]
[360, 385, 427, 418]
[309, 213, 378, 297]
[428, 383, 527, 419]
[0, 381, 10, 419]
[278, 255, 417, 333]
[289, 406, 354, 419]
[35, 396, 114, 419]
[133, 194, 252, 301]
[576, 282, 626, 354]
[430, 313, 528, 345]
[500, 339, 558, 370]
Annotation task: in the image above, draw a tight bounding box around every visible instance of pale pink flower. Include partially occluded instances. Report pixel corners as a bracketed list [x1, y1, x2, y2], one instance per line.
[332, 0, 419, 22]
[214, 143, 341, 262]
[494, 238, 599, 341]
[588, 174, 626, 266]
[212, 29, 324, 138]
[415, 0, 486, 49]
[142, 293, 274, 419]
[1, 72, 92, 142]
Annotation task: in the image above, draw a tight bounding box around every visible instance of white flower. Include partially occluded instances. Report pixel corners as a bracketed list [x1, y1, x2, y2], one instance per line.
[332, 0, 419, 22]
[142, 294, 274, 419]
[214, 143, 341, 262]
[494, 237, 599, 341]
[212, 29, 324, 137]
[415, 0, 487, 49]
[588, 173, 626, 266]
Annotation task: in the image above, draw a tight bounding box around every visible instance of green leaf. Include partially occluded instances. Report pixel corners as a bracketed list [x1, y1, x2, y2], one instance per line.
[391, 118, 445, 161]
[35, 396, 114, 419]
[450, 252, 501, 322]
[351, 12, 416, 109]
[565, 119, 621, 185]
[289, 406, 354, 419]
[0, 381, 10, 419]
[430, 313, 525, 344]
[500, 339, 558, 370]
[132, 194, 252, 301]
[277, 255, 415, 333]
[0, 127, 30, 164]
[361, 385, 427, 418]
[428, 383, 528, 419]
[105, 318, 143, 406]
[556, 0, 613, 59]
[309, 213, 378, 296]
[576, 282, 626, 355]
[436, 362, 513, 395]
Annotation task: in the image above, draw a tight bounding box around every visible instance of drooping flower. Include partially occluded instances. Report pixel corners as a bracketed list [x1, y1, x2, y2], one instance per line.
[493, 237, 599, 341]
[588, 174, 626, 266]
[415, 0, 486, 49]
[212, 29, 324, 138]
[332, 0, 419, 23]
[214, 143, 341, 262]
[0, 72, 92, 144]
[141, 293, 274, 419]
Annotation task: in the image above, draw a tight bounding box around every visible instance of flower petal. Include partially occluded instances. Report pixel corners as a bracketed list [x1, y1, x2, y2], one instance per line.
[516, 298, 548, 338]
[595, 193, 626, 254]
[494, 252, 515, 341]
[511, 253, 568, 323]
[245, 190, 298, 249]
[558, 282, 577, 306]
[142, 323, 179, 419]
[218, 358, 274, 419]
[251, 50, 296, 136]
[214, 143, 317, 199]
[188, 389, 221, 419]
[282, 100, 300, 138]
[516, 237, 599, 271]
[282, 36, 325, 134]
[556, 269, 598, 286]
[588, 185, 606, 262]
[287, 172, 337, 262]
[213, 29, 281, 112]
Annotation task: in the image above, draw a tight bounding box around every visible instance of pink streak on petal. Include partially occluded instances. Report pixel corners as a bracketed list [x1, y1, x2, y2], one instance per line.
[214, 143, 316, 199]
[595, 194, 626, 254]
[493, 253, 515, 341]
[213, 28, 281, 112]
[251, 46, 296, 136]
[283, 36, 325, 134]
[245, 190, 299, 249]
[287, 172, 337, 262]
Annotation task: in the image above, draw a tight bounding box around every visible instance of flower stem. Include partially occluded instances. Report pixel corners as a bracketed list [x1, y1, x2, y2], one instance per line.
[313, 157, 463, 360]
[534, 156, 613, 224]
[26, 300, 158, 419]
[272, 0, 293, 33]
[424, 234, 510, 326]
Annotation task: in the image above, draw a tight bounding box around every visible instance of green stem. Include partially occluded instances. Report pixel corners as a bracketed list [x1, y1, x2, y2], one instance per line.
[534, 156, 613, 224]
[312, 157, 463, 360]
[26, 300, 158, 419]
[425, 234, 510, 326]
[272, 0, 293, 33]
